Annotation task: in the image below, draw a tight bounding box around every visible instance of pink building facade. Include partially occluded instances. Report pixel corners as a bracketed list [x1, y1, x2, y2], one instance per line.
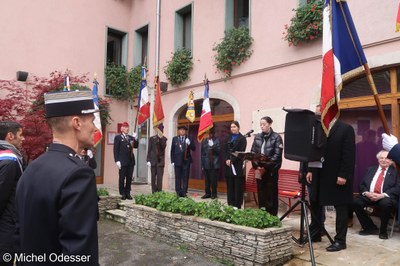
[1, 0, 400, 193]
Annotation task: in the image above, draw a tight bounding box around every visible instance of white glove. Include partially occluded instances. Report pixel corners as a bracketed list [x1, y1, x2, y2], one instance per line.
[147, 161, 151, 167]
[185, 138, 190, 145]
[171, 162, 175, 166]
[382, 133, 398, 151]
[208, 139, 214, 147]
[116, 161, 121, 169]
[132, 132, 137, 138]
[87, 149, 93, 159]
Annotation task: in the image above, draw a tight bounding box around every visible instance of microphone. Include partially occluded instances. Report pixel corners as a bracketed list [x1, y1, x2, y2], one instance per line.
[244, 129, 254, 138]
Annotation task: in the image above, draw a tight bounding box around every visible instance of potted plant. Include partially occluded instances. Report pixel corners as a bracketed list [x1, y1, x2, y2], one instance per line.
[213, 26, 253, 79]
[283, 0, 323, 46]
[164, 48, 193, 86]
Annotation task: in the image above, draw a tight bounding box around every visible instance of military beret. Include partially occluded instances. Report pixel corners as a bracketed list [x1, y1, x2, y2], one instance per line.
[44, 90, 98, 118]
[121, 122, 129, 127]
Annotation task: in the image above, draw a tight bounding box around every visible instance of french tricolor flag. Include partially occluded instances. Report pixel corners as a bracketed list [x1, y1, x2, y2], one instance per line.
[92, 80, 103, 146]
[137, 66, 150, 125]
[197, 79, 213, 142]
[320, 0, 367, 136]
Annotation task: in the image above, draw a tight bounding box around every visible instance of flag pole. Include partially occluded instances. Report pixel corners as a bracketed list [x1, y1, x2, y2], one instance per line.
[363, 63, 390, 134]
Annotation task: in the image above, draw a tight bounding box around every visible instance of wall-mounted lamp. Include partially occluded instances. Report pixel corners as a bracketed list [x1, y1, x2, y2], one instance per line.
[16, 71, 28, 82]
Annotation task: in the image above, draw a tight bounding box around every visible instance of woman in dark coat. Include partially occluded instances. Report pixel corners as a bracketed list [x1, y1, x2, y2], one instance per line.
[250, 116, 283, 215]
[224, 121, 247, 208]
[318, 120, 355, 252]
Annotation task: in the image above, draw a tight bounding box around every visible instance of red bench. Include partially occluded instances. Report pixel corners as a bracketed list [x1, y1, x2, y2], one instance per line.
[246, 168, 304, 214]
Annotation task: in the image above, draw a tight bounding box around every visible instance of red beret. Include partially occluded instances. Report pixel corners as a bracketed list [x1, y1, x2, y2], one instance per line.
[121, 122, 129, 127]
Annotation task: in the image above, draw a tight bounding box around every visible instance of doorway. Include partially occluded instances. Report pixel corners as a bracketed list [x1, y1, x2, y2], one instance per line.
[177, 99, 234, 193]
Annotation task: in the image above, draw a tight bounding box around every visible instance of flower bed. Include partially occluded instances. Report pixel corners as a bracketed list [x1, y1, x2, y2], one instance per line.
[125, 202, 293, 265]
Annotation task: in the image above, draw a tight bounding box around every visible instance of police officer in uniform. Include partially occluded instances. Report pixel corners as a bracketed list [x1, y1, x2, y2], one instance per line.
[15, 90, 99, 265]
[113, 122, 138, 200]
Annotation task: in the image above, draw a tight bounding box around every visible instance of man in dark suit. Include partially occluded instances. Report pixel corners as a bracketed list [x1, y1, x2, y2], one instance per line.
[16, 90, 99, 265]
[170, 125, 195, 197]
[113, 122, 138, 200]
[147, 129, 167, 193]
[316, 120, 355, 252]
[200, 127, 220, 199]
[353, 150, 400, 239]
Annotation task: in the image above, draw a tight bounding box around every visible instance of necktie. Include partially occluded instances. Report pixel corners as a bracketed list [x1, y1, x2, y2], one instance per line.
[373, 168, 386, 193]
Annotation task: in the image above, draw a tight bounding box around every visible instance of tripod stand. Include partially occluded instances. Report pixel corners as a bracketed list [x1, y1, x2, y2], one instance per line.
[279, 164, 334, 266]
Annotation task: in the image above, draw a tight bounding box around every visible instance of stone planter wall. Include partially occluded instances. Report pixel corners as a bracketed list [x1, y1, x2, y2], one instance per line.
[98, 195, 120, 217]
[125, 204, 292, 265]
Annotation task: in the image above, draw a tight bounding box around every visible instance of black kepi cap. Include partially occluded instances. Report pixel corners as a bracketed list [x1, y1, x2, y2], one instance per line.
[178, 125, 188, 130]
[44, 90, 99, 118]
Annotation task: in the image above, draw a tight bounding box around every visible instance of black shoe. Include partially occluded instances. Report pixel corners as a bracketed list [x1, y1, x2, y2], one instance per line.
[121, 195, 126, 200]
[201, 194, 211, 199]
[359, 228, 379, 236]
[326, 242, 346, 252]
[126, 195, 133, 200]
[211, 195, 217, 199]
[379, 233, 388, 239]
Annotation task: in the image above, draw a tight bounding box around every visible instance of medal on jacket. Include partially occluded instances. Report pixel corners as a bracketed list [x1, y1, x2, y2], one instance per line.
[179, 136, 184, 151]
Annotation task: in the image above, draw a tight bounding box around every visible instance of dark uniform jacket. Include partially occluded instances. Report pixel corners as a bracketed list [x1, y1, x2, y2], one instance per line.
[388, 144, 400, 166]
[16, 144, 98, 265]
[113, 134, 138, 167]
[224, 133, 247, 177]
[170, 136, 196, 166]
[0, 148, 23, 253]
[319, 121, 355, 205]
[250, 129, 283, 174]
[359, 165, 400, 199]
[201, 137, 221, 170]
[147, 135, 167, 167]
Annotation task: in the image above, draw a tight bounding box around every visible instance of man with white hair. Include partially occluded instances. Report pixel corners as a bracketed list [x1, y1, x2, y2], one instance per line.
[353, 150, 400, 240]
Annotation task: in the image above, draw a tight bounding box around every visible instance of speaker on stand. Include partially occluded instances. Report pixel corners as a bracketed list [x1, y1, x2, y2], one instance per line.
[281, 108, 333, 266]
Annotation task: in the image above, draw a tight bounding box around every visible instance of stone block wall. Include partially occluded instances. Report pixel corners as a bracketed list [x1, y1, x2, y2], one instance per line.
[125, 204, 292, 265]
[98, 195, 120, 217]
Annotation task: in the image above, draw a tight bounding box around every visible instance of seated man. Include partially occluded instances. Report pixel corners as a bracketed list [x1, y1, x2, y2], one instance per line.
[353, 150, 400, 239]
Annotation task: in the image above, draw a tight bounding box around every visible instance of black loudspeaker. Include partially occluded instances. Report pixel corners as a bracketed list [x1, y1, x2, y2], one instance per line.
[160, 82, 168, 92]
[283, 108, 326, 162]
[16, 71, 28, 81]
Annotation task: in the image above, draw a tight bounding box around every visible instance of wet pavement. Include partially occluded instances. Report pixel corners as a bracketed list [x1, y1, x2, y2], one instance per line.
[98, 183, 400, 265]
[98, 219, 221, 266]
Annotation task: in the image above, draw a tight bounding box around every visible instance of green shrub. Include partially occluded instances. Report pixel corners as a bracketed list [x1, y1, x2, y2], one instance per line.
[134, 192, 281, 229]
[97, 188, 109, 196]
[105, 63, 141, 100]
[164, 48, 193, 86]
[213, 26, 253, 79]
